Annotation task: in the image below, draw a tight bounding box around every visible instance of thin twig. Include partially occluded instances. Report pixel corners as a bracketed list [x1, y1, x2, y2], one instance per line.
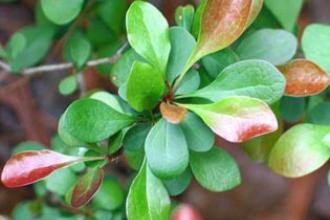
[0, 42, 128, 76]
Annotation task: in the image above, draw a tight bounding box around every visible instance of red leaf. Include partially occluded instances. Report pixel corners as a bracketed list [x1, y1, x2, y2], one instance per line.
[195, 0, 252, 59]
[1, 150, 89, 188]
[171, 204, 203, 220]
[281, 59, 330, 97]
[71, 168, 104, 208]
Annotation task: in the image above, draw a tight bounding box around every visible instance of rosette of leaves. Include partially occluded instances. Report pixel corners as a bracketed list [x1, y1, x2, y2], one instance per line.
[2, 1, 330, 219]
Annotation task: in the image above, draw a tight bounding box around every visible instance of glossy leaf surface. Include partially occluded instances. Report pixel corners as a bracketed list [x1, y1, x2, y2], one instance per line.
[280, 59, 329, 97]
[192, 0, 252, 62]
[126, 1, 171, 73]
[190, 147, 241, 191]
[127, 61, 165, 112]
[71, 168, 104, 208]
[175, 5, 195, 32]
[62, 99, 135, 143]
[236, 29, 297, 65]
[175, 69, 200, 96]
[163, 169, 192, 196]
[246, 0, 264, 26]
[269, 124, 330, 177]
[302, 24, 330, 73]
[181, 96, 278, 143]
[182, 60, 285, 104]
[126, 163, 171, 220]
[1, 150, 94, 188]
[145, 119, 189, 178]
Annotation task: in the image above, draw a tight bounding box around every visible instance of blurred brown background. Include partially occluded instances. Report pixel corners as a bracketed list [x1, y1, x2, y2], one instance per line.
[0, 0, 329, 219]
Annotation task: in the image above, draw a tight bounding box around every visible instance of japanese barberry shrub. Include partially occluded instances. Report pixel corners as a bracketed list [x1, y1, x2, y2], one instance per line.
[1, 0, 330, 219]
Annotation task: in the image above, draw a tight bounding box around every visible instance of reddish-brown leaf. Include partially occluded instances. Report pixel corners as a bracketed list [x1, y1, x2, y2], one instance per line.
[71, 168, 104, 208]
[171, 204, 203, 220]
[1, 150, 92, 188]
[160, 102, 187, 124]
[280, 59, 330, 97]
[194, 0, 252, 60]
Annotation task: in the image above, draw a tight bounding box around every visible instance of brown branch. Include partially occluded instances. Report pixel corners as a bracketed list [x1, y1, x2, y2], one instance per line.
[0, 42, 128, 77]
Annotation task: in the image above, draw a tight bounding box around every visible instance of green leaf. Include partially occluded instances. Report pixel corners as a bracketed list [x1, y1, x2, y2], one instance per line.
[280, 96, 305, 123]
[64, 34, 91, 69]
[181, 96, 278, 143]
[45, 168, 77, 196]
[126, 1, 171, 73]
[175, 5, 195, 32]
[268, 124, 330, 177]
[126, 162, 171, 220]
[8, 26, 55, 72]
[182, 60, 285, 104]
[201, 48, 240, 78]
[167, 27, 196, 84]
[0, 43, 7, 58]
[307, 102, 330, 126]
[71, 168, 104, 208]
[127, 61, 165, 112]
[190, 147, 241, 192]
[58, 75, 78, 96]
[124, 148, 145, 171]
[236, 29, 297, 65]
[62, 98, 135, 143]
[97, 0, 128, 34]
[302, 24, 330, 73]
[12, 141, 44, 155]
[163, 168, 192, 196]
[264, 0, 303, 32]
[41, 0, 85, 25]
[13, 202, 35, 220]
[6, 32, 26, 59]
[180, 112, 214, 152]
[110, 49, 144, 87]
[175, 69, 200, 96]
[145, 119, 189, 179]
[90, 91, 125, 114]
[124, 123, 151, 151]
[108, 131, 125, 155]
[93, 178, 124, 211]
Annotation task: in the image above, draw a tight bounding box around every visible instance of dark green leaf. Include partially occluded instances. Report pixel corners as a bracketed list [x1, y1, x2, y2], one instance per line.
[182, 60, 285, 104]
[268, 124, 330, 177]
[126, 1, 171, 73]
[145, 119, 189, 179]
[123, 123, 151, 151]
[167, 27, 196, 84]
[307, 102, 330, 125]
[64, 34, 91, 69]
[201, 48, 239, 78]
[127, 61, 165, 112]
[126, 162, 171, 220]
[190, 147, 241, 192]
[180, 112, 214, 152]
[163, 168, 192, 196]
[175, 69, 200, 96]
[62, 98, 135, 143]
[41, 0, 85, 25]
[280, 96, 305, 123]
[45, 168, 77, 196]
[236, 29, 297, 65]
[108, 131, 125, 155]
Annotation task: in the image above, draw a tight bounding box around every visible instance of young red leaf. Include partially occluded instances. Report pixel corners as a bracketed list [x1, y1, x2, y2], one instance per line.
[171, 204, 203, 220]
[160, 102, 187, 124]
[180, 96, 278, 143]
[280, 59, 330, 97]
[193, 0, 252, 61]
[71, 168, 104, 208]
[1, 150, 102, 188]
